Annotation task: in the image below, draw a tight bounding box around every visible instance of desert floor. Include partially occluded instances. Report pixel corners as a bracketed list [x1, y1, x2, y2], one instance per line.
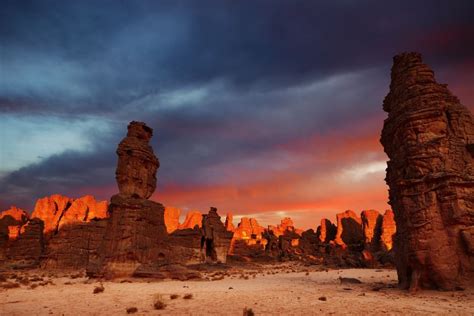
[1, 263, 473, 315]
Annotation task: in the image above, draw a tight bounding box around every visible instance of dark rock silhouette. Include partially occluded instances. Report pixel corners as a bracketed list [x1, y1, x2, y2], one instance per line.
[381, 52, 474, 290]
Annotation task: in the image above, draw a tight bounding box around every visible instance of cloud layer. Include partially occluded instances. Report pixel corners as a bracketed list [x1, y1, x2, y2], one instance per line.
[1, 1, 473, 228]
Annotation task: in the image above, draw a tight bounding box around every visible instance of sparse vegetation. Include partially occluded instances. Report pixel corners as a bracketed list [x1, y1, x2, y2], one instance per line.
[318, 296, 327, 301]
[126, 307, 138, 314]
[93, 284, 105, 294]
[183, 293, 193, 299]
[153, 294, 166, 310]
[170, 294, 179, 299]
[243, 307, 255, 316]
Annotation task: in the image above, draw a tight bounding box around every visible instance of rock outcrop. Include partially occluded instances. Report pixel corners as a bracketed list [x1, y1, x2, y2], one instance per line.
[381, 52, 474, 290]
[334, 210, 364, 248]
[31, 194, 107, 236]
[225, 213, 235, 232]
[43, 219, 108, 270]
[115, 121, 159, 199]
[317, 218, 337, 243]
[31, 194, 72, 235]
[0, 207, 29, 240]
[380, 210, 396, 251]
[164, 206, 181, 233]
[201, 207, 233, 263]
[89, 121, 166, 277]
[361, 210, 382, 251]
[179, 211, 202, 229]
[6, 218, 44, 267]
[233, 217, 265, 241]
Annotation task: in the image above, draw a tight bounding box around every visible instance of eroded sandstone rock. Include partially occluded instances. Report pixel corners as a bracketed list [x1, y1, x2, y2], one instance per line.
[0, 207, 29, 240]
[6, 218, 44, 267]
[164, 206, 181, 233]
[380, 210, 396, 251]
[361, 210, 382, 251]
[201, 207, 233, 263]
[334, 210, 363, 248]
[225, 213, 235, 232]
[317, 218, 337, 243]
[115, 121, 159, 199]
[31, 194, 107, 236]
[179, 211, 202, 229]
[32, 194, 72, 235]
[381, 52, 474, 290]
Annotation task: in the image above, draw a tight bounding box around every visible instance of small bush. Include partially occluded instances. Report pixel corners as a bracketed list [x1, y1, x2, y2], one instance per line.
[30, 284, 39, 289]
[93, 284, 105, 294]
[126, 307, 138, 314]
[170, 294, 179, 299]
[243, 307, 255, 316]
[153, 294, 166, 310]
[183, 293, 193, 299]
[0, 274, 7, 282]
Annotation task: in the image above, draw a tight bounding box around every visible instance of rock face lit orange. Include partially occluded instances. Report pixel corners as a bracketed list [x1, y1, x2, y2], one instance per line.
[164, 206, 181, 233]
[381, 52, 474, 290]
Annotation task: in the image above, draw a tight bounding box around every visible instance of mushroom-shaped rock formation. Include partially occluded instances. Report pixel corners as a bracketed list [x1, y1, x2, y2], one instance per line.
[88, 121, 167, 278]
[116, 121, 159, 199]
[381, 52, 474, 290]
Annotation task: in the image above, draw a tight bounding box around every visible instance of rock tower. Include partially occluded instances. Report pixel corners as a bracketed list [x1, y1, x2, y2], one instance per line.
[381, 52, 474, 290]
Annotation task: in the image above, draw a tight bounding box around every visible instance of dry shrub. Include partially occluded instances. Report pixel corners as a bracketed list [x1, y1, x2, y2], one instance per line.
[183, 293, 193, 299]
[243, 307, 255, 316]
[0, 274, 7, 282]
[126, 307, 138, 314]
[30, 284, 39, 289]
[153, 294, 166, 310]
[170, 294, 179, 299]
[93, 284, 105, 294]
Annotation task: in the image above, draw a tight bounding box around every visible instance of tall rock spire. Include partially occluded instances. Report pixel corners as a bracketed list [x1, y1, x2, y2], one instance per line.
[381, 52, 474, 290]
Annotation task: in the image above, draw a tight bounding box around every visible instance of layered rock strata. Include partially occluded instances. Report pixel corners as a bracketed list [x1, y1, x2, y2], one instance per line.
[381, 52, 474, 290]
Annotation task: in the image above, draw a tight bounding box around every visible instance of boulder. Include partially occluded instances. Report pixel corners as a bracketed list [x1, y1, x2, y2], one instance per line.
[380, 52, 474, 290]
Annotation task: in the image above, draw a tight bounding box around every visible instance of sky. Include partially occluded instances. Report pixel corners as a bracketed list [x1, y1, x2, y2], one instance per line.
[1, 0, 473, 229]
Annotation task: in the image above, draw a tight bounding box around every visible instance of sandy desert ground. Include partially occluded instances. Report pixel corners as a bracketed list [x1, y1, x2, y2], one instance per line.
[1, 264, 473, 315]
